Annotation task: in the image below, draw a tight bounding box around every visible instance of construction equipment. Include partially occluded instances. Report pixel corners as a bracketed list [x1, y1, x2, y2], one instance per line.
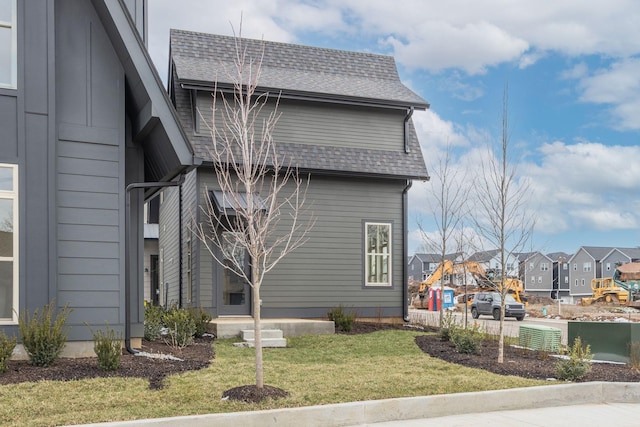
[581, 262, 640, 307]
[412, 260, 525, 309]
[581, 278, 629, 306]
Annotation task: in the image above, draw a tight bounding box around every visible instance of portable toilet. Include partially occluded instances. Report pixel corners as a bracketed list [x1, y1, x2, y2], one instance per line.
[441, 287, 455, 309]
[427, 287, 441, 311]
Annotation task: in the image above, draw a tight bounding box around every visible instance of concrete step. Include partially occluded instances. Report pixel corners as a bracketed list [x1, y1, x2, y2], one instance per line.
[211, 318, 335, 339]
[241, 329, 283, 340]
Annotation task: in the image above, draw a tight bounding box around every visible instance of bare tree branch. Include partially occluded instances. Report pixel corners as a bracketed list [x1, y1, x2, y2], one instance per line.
[192, 26, 315, 388]
[472, 84, 536, 363]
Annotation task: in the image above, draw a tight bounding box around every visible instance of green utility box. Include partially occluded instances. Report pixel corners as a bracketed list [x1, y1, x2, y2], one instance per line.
[568, 321, 640, 363]
[519, 325, 562, 352]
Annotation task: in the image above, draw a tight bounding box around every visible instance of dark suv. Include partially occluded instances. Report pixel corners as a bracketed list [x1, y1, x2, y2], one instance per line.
[470, 292, 525, 321]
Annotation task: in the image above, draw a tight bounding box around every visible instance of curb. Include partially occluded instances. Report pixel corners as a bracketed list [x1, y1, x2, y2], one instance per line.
[71, 382, 640, 427]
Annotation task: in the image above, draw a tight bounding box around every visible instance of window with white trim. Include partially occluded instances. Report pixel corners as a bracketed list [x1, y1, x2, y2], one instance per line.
[606, 263, 611, 271]
[365, 222, 391, 286]
[540, 262, 549, 271]
[0, 0, 17, 89]
[538, 276, 542, 283]
[581, 279, 585, 286]
[583, 262, 591, 272]
[564, 276, 568, 284]
[0, 164, 18, 322]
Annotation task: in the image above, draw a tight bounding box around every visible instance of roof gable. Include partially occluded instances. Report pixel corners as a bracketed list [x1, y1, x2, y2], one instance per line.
[93, 0, 196, 182]
[170, 30, 428, 109]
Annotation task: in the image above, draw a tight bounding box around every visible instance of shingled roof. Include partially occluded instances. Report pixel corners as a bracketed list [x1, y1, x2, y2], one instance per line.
[170, 30, 429, 109]
[169, 30, 430, 180]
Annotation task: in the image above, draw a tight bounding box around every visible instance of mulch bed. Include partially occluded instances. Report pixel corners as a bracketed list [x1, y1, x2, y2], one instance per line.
[0, 335, 215, 390]
[415, 333, 640, 382]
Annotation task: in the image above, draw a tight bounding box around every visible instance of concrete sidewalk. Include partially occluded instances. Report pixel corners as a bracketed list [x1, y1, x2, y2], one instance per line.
[73, 382, 640, 427]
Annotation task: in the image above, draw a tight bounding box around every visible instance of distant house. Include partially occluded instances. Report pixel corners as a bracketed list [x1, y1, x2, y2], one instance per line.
[547, 252, 571, 299]
[158, 31, 429, 320]
[408, 252, 463, 281]
[468, 249, 519, 278]
[518, 252, 553, 298]
[601, 248, 640, 278]
[0, 1, 196, 354]
[568, 247, 619, 299]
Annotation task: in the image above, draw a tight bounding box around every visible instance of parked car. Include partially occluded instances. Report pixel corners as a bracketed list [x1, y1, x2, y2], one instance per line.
[470, 291, 525, 321]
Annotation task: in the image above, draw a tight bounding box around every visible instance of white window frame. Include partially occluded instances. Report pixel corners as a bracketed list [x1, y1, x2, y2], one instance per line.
[564, 276, 569, 284]
[540, 262, 549, 271]
[583, 262, 592, 272]
[606, 263, 611, 271]
[364, 222, 392, 287]
[0, 0, 17, 89]
[0, 163, 18, 323]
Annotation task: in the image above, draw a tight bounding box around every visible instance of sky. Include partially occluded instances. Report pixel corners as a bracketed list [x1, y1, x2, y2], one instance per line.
[147, 0, 640, 257]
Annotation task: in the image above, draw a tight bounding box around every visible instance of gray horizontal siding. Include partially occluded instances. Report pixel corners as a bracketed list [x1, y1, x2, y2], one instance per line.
[197, 93, 405, 152]
[159, 186, 181, 306]
[193, 169, 405, 314]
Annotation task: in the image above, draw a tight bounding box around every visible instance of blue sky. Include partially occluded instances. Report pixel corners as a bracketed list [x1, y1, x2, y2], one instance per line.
[148, 0, 640, 257]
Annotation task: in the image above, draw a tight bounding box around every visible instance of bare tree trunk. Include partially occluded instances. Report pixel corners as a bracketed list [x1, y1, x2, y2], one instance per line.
[253, 268, 263, 388]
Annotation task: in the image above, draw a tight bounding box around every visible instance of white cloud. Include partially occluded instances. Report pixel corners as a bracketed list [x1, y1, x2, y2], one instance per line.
[522, 140, 640, 233]
[385, 21, 529, 75]
[575, 58, 640, 130]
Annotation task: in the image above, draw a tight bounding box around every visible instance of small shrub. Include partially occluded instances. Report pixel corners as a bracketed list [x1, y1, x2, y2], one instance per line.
[327, 305, 356, 332]
[555, 337, 592, 381]
[90, 324, 122, 371]
[144, 304, 166, 341]
[439, 310, 458, 342]
[0, 331, 17, 373]
[188, 307, 212, 338]
[451, 324, 483, 355]
[18, 300, 71, 367]
[163, 306, 196, 348]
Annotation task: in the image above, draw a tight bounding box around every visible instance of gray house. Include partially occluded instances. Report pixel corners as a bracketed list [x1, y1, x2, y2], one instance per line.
[601, 248, 640, 278]
[467, 249, 519, 278]
[547, 251, 571, 299]
[568, 246, 618, 299]
[408, 252, 463, 281]
[158, 31, 430, 320]
[518, 252, 553, 298]
[0, 0, 196, 354]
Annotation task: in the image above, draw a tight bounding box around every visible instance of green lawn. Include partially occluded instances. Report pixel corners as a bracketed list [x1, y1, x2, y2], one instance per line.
[0, 330, 546, 426]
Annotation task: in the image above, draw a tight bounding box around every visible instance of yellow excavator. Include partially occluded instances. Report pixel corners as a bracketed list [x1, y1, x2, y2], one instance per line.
[412, 260, 525, 309]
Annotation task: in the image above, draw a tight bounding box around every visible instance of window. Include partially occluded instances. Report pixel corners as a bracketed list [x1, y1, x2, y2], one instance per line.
[0, 0, 17, 89]
[529, 262, 534, 270]
[365, 222, 391, 286]
[564, 276, 569, 284]
[606, 263, 611, 271]
[575, 279, 578, 287]
[563, 263, 568, 270]
[573, 263, 577, 271]
[530, 276, 535, 283]
[538, 276, 542, 284]
[0, 164, 18, 322]
[583, 262, 592, 272]
[540, 263, 549, 271]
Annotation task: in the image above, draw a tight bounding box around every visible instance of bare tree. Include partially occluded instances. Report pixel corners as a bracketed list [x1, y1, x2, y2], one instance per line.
[472, 85, 535, 363]
[419, 143, 469, 326]
[193, 32, 314, 389]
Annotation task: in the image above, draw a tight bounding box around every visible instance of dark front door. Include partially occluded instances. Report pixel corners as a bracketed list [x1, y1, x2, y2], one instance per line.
[218, 232, 251, 316]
